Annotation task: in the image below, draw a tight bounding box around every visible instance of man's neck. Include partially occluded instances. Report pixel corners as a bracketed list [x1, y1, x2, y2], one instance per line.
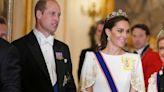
[137, 44, 149, 55]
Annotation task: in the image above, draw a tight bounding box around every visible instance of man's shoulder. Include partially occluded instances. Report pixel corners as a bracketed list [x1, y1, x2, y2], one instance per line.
[0, 38, 18, 55]
[12, 32, 33, 46]
[0, 38, 10, 47]
[146, 48, 158, 55]
[12, 35, 28, 47]
[143, 48, 160, 60]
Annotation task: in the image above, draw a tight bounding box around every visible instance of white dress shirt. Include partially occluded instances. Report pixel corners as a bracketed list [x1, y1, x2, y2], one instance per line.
[136, 47, 145, 55]
[136, 44, 148, 55]
[33, 29, 57, 86]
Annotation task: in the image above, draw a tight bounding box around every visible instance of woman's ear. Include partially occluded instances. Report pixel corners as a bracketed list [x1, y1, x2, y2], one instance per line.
[105, 28, 111, 37]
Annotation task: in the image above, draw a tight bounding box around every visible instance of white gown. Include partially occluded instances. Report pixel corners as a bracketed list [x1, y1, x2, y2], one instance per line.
[79, 51, 145, 92]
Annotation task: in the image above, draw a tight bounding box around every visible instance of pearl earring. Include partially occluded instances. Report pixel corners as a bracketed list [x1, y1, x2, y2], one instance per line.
[107, 35, 110, 40]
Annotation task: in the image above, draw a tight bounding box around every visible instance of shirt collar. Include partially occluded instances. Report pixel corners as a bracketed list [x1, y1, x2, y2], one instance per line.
[137, 47, 144, 55]
[136, 44, 148, 55]
[33, 28, 54, 46]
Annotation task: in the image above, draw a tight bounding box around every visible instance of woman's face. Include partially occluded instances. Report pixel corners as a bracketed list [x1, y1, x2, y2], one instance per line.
[106, 20, 130, 48]
[158, 38, 164, 62]
[95, 23, 104, 38]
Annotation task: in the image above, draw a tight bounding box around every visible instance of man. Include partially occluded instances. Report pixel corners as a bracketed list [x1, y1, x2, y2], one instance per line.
[0, 16, 7, 40]
[131, 24, 162, 91]
[0, 38, 21, 92]
[12, 0, 76, 92]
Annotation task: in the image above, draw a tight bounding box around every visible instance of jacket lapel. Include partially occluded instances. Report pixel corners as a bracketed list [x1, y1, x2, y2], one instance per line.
[141, 44, 149, 58]
[53, 40, 65, 86]
[26, 31, 51, 81]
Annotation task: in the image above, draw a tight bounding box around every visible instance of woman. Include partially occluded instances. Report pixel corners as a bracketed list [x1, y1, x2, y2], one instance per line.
[79, 10, 145, 92]
[147, 29, 164, 92]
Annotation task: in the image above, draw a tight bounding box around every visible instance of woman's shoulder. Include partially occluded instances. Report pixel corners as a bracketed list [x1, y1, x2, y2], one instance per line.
[84, 51, 98, 63]
[86, 51, 95, 54]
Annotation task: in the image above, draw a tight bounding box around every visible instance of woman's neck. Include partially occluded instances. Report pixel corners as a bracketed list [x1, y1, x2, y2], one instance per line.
[102, 43, 124, 55]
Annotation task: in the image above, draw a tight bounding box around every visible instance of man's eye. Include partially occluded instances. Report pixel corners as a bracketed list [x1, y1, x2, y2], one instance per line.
[51, 12, 55, 16]
[58, 13, 61, 17]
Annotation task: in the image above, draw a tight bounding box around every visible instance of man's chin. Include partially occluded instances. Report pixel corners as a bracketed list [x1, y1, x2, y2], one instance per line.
[50, 32, 55, 35]
[134, 46, 142, 49]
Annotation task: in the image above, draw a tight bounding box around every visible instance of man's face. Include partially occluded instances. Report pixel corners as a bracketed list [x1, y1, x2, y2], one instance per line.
[37, 0, 61, 36]
[132, 28, 149, 49]
[0, 24, 7, 40]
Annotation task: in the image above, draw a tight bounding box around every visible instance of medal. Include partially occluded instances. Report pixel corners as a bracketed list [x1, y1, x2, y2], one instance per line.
[63, 75, 68, 86]
[55, 52, 64, 60]
[159, 69, 163, 75]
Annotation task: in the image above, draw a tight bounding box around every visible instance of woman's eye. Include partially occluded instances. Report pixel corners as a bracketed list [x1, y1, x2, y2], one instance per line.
[126, 30, 130, 34]
[118, 29, 123, 33]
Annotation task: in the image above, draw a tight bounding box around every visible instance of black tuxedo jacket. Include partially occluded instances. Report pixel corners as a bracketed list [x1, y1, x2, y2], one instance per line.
[0, 38, 21, 92]
[12, 31, 76, 92]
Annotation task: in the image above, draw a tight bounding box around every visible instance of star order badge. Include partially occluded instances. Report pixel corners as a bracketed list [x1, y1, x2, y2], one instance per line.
[63, 75, 68, 86]
[63, 72, 71, 86]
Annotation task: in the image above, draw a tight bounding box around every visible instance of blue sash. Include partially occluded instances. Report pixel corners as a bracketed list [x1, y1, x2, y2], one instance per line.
[95, 52, 118, 92]
[53, 82, 58, 92]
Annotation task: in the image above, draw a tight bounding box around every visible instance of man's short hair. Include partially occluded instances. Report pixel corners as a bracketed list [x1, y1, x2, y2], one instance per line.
[0, 16, 7, 24]
[34, 0, 47, 18]
[131, 24, 150, 36]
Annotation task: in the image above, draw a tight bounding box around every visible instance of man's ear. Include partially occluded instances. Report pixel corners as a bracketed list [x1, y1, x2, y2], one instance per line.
[36, 10, 42, 19]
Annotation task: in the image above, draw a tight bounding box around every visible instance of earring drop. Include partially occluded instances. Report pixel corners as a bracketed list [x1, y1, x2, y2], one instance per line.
[107, 36, 110, 40]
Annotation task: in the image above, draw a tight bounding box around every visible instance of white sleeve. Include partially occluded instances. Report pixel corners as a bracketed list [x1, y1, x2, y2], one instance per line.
[147, 72, 158, 92]
[79, 52, 98, 92]
[131, 54, 145, 92]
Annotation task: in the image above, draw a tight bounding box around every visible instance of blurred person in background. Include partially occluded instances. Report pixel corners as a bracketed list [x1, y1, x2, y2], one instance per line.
[0, 38, 21, 92]
[131, 24, 162, 91]
[0, 16, 7, 40]
[78, 20, 104, 81]
[147, 28, 164, 92]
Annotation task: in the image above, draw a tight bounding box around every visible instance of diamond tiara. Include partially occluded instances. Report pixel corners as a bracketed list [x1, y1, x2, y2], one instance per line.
[157, 28, 164, 39]
[106, 9, 128, 21]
